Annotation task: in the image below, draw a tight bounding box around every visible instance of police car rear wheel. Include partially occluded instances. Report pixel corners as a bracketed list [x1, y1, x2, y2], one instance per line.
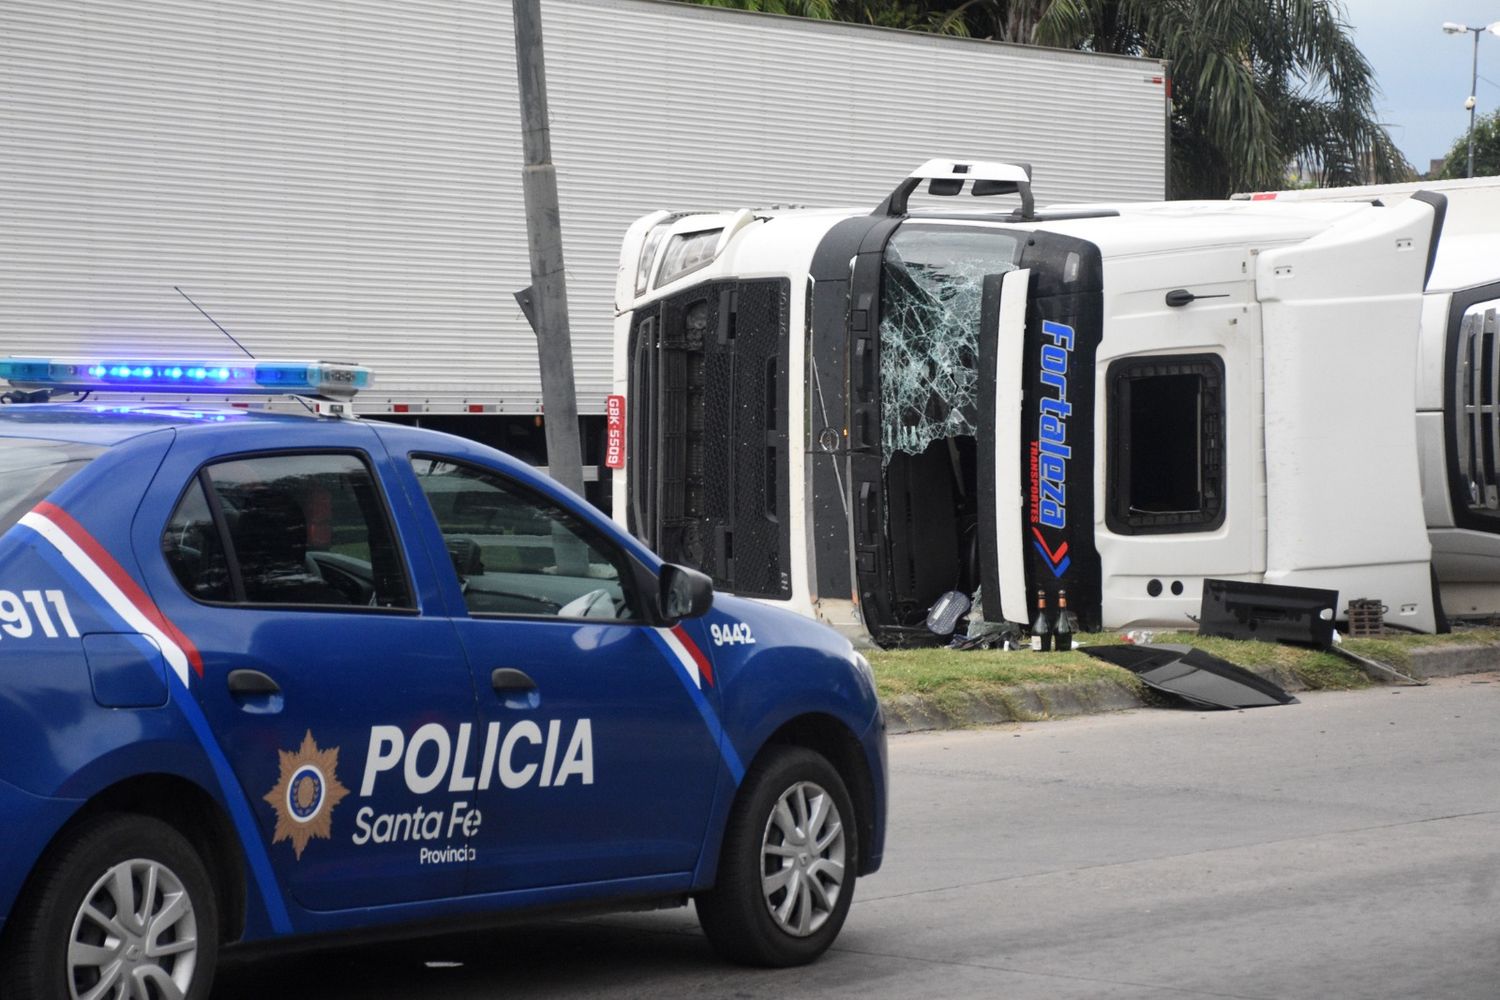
[2, 813, 219, 1000]
[695, 747, 857, 967]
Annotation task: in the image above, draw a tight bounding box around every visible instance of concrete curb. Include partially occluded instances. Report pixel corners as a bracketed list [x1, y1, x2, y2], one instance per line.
[882, 643, 1500, 735]
[1407, 644, 1500, 678]
[884, 677, 1146, 735]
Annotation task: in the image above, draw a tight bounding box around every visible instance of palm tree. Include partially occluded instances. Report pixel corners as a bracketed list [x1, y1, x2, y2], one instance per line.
[1125, 0, 1411, 196]
[688, 0, 839, 16]
[679, 0, 1411, 197]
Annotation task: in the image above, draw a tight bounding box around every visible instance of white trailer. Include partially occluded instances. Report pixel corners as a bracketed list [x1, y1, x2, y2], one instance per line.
[612, 160, 1473, 644]
[0, 0, 1168, 452]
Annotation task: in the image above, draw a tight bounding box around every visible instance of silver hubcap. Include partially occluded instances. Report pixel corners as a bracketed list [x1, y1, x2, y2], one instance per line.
[761, 780, 846, 937]
[68, 858, 199, 1000]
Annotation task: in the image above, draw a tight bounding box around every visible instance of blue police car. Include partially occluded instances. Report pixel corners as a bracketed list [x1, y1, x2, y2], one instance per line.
[0, 358, 887, 999]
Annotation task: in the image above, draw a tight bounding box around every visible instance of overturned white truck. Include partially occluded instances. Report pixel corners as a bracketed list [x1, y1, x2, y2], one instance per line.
[611, 161, 1491, 645]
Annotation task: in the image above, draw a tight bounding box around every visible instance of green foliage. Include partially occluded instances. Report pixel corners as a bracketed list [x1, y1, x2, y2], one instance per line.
[1436, 110, 1500, 179]
[678, 0, 1413, 198]
[690, 0, 839, 16]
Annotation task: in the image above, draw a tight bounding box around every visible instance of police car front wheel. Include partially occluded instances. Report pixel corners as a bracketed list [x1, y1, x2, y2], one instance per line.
[696, 747, 857, 967]
[2, 813, 219, 1000]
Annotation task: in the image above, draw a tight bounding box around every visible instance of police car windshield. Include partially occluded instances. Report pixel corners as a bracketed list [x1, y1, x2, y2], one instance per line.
[0, 439, 104, 534]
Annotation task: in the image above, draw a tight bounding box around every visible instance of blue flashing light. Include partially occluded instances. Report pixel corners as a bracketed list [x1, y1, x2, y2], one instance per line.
[0, 359, 55, 383]
[0, 356, 372, 400]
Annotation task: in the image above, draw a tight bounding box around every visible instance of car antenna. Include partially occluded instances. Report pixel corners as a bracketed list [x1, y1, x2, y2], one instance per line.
[173, 287, 314, 414]
[175, 286, 256, 359]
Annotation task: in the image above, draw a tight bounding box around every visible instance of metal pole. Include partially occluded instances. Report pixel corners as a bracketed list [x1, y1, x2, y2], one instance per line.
[1470, 27, 1481, 178]
[513, 0, 585, 497]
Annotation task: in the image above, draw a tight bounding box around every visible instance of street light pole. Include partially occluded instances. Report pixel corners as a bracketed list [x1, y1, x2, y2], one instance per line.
[1443, 20, 1500, 178]
[1468, 27, 1480, 177]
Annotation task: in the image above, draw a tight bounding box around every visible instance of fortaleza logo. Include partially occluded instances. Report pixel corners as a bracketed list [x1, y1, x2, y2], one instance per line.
[1029, 319, 1075, 577]
[264, 721, 593, 861]
[264, 731, 351, 860]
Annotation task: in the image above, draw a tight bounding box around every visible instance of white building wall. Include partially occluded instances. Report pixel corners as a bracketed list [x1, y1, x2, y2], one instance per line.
[0, 0, 1166, 414]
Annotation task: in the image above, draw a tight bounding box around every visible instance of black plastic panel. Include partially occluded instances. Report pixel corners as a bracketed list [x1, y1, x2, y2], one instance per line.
[1198, 579, 1338, 648]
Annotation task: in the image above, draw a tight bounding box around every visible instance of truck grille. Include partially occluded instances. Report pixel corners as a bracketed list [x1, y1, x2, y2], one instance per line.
[1455, 305, 1500, 513]
[627, 279, 791, 599]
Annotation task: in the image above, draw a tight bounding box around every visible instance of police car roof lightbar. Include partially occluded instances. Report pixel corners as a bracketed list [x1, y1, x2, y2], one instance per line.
[0, 357, 372, 401]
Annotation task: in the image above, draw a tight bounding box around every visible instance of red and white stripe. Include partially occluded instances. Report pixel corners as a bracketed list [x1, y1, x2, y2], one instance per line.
[656, 624, 715, 689]
[19, 501, 202, 686]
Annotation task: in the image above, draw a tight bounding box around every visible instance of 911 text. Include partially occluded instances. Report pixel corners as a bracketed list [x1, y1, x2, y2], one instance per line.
[0, 590, 81, 639]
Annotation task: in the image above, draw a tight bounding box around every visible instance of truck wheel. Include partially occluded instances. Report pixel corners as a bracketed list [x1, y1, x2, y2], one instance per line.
[696, 746, 857, 967]
[2, 813, 219, 1000]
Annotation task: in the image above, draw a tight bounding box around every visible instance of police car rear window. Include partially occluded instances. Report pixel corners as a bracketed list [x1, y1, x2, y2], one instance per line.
[0, 439, 103, 534]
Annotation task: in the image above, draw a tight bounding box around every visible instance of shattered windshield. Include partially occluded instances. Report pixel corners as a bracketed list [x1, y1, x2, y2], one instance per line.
[879, 226, 1020, 463]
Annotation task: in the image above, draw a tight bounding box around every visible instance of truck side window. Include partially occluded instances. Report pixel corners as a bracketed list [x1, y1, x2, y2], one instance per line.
[1106, 354, 1225, 534]
[162, 453, 414, 609]
[409, 455, 639, 621]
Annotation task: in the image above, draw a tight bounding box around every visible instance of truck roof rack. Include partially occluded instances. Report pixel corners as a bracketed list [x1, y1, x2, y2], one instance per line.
[875, 159, 1036, 219]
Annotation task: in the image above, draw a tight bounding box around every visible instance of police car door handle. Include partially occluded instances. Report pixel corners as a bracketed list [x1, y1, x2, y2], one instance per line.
[491, 668, 536, 693]
[490, 668, 540, 710]
[227, 669, 281, 695]
[226, 669, 285, 714]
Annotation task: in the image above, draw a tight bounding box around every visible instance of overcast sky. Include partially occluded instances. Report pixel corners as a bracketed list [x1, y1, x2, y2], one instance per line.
[1342, 0, 1500, 171]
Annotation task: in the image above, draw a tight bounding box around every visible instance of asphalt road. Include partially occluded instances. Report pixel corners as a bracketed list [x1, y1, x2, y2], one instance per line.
[216, 674, 1500, 999]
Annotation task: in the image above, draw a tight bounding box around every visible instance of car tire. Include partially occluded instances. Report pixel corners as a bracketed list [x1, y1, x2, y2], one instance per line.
[696, 746, 858, 967]
[1, 813, 219, 1000]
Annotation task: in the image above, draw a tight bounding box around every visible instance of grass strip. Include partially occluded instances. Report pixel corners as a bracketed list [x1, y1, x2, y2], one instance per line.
[866, 636, 1145, 721]
[865, 627, 1500, 703]
[870, 626, 1500, 704]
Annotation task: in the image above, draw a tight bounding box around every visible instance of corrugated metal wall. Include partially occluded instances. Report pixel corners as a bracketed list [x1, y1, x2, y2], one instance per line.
[0, 0, 1166, 414]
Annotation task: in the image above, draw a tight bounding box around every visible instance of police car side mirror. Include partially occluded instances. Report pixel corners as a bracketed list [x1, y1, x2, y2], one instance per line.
[659, 564, 714, 623]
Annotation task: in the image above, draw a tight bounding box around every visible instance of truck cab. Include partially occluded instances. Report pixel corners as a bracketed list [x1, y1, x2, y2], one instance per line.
[613, 160, 1455, 645]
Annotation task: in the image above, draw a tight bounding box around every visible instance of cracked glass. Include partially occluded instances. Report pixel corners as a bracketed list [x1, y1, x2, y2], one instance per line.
[879, 226, 1020, 463]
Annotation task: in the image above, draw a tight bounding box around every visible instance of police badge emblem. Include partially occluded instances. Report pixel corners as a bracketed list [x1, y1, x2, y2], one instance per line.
[264, 730, 351, 859]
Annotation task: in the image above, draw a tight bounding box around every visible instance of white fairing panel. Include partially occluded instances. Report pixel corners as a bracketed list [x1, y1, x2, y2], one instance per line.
[995, 269, 1032, 626]
[1256, 199, 1438, 629]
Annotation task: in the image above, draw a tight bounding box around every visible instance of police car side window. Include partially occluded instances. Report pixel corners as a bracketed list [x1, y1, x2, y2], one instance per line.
[409, 455, 638, 621]
[162, 453, 414, 610]
[162, 478, 234, 602]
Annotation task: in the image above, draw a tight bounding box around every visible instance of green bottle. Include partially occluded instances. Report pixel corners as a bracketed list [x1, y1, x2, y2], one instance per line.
[1054, 589, 1079, 652]
[1030, 589, 1052, 652]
